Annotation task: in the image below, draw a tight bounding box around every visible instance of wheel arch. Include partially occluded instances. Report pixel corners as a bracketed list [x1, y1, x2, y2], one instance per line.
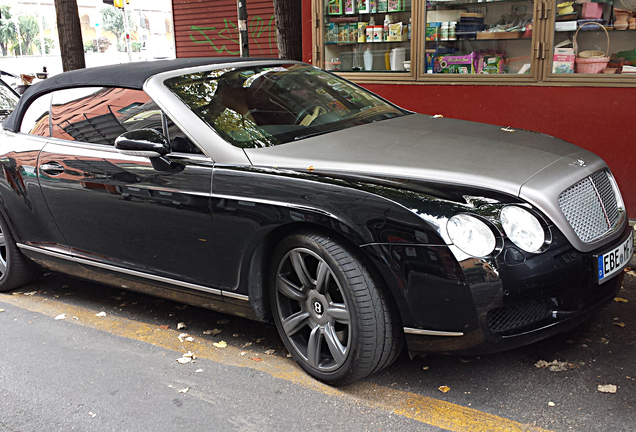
[242, 218, 403, 326]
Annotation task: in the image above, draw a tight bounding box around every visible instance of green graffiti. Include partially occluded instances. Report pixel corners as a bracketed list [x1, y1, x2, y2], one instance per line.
[188, 15, 276, 55]
[249, 15, 276, 54]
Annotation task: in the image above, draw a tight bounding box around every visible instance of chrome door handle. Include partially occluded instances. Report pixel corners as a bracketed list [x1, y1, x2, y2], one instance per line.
[40, 162, 65, 176]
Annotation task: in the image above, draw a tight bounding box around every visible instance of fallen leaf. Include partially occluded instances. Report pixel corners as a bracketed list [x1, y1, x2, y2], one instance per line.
[286, 354, 292, 358]
[23, 291, 37, 296]
[185, 336, 194, 342]
[250, 357, 263, 362]
[73, 316, 79, 321]
[213, 341, 227, 348]
[177, 351, 196, 363]
[598, 384, 617, 393]
[178, 387, 189, 393]
[600, 338, 609, 344]
[159, 325, 170, 330]
[438, 386, 450, 393]
[95, 312, 107, 317]
[54, 314, 66, 320]
[265, 349, 275, 355]
[217, 319, 230, 325]
[178, 333, 189, 342]
[119, 303, 127, 307]
[256, 338, 265, 343]
[614, 297, 628, 303]
[547, 402, 555, 407]
[535, 359, 570, 372]
[626, 270, 636, 277]
[177, 322, 187, 329]
[203, 329, 222, 336]
[232, 333, 239, 337]
[613, 322, 626, 328]
[422, 366, 430, 371]
[243, 342, 252, 347]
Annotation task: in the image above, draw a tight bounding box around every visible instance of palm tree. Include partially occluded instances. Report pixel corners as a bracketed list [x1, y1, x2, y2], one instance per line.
[0, 5, 17, 56]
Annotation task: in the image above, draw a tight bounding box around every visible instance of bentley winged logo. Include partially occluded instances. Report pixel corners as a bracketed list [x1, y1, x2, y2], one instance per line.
[569, 159, 587, 167]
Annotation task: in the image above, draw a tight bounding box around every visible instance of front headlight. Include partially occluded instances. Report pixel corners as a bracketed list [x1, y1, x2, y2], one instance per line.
[447, 214, 496, 258]
[500, 206, 545, 253]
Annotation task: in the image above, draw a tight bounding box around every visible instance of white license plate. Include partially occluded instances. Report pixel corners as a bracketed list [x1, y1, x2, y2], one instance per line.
[598, 234, 634, 284]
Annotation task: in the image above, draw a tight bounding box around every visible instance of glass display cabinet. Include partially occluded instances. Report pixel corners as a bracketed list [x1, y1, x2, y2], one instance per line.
[313, 0, 636, 84]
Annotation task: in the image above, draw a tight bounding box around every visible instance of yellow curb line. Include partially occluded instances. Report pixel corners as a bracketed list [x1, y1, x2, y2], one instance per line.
[1, 292, 551, 432]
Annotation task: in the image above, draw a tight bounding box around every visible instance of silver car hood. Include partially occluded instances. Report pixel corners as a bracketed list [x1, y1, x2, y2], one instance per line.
[245, 114, 597, 197]
[246, 114, 623, 252]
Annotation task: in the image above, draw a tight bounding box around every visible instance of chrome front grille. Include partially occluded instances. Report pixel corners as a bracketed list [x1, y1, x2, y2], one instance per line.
[558, 170, 621, 243]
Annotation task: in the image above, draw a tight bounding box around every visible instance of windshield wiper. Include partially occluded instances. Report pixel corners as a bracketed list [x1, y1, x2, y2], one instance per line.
[293, 130, 332, 141]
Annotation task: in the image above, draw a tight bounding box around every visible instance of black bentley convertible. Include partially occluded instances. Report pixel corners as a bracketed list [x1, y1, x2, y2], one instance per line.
[0, 58, 631, 384]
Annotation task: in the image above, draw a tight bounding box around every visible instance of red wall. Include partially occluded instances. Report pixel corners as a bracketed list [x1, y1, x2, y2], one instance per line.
[300, 0, 635, 215]
[173, 0, 278, 58]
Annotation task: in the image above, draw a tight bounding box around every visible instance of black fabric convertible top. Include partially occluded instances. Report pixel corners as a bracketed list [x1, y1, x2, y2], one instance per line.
[2, 57, 282, 132]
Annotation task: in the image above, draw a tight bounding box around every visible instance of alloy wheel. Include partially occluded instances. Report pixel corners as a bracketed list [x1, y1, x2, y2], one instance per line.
[274, 247, 351, 372]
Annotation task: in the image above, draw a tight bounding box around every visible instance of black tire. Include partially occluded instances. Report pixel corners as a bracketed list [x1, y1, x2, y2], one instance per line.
[269, 231, 403, 385]
[0, 212, 41, 292]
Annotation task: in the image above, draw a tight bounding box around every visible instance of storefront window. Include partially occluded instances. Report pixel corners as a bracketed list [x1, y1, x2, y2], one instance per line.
[424, 0, 535, 75]
[550, 3, 636, 75]
[322, 0, 413, 72]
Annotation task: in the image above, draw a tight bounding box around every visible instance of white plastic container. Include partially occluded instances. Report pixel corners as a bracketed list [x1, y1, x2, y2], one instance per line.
[364, 48, 373, 70]
[440, 22, 449, 41]
[390, 48, 406, 70]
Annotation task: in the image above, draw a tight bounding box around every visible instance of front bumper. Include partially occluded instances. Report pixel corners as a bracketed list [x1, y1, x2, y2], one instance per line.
[371, 222, 631, 356]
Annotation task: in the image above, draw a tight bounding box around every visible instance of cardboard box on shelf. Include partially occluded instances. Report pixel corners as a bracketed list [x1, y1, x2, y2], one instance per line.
[553, 47, 575, 73]
[426, 22, 441, 41]
[434, 52, 477, 74]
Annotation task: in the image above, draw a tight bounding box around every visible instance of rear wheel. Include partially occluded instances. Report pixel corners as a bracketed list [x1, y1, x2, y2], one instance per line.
[0, 213, 41, 292]
[270, 232, 402, 385]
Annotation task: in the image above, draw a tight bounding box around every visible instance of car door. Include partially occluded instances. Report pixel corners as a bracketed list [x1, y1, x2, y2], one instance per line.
[0, 92, 70, 252]
[37, 86, 219, 287]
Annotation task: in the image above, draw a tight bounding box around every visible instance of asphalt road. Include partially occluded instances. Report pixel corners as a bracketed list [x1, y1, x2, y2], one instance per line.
[1, 260, 635, 432]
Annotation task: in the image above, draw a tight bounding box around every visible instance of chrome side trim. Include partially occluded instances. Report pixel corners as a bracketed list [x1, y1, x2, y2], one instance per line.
[222, 291, 250, 301]
[404, 327, 464, 337]
[126, 185, 212, 197]
[73, 257, 223, 296]
[19, 243, 224, 297]
[17, 243, 75, 261]
[212, 194, 334, 217]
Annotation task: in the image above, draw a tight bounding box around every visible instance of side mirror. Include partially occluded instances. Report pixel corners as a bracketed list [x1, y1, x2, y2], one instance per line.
[115, 129, 170, 158]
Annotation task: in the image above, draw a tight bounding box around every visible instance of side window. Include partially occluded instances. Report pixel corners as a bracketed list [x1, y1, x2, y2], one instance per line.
[51, 87, 156, 145]
[19, 93, 51, 136]
[49, 86, 203, 154]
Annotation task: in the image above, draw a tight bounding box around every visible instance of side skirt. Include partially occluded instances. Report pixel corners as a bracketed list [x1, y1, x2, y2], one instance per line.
[17, 244, 259, 321]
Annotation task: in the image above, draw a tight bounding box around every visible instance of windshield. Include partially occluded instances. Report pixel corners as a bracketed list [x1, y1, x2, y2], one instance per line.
[164, 64, 407, 149]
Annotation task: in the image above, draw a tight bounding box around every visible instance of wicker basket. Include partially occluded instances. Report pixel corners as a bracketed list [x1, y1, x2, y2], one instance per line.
[574, 22, 610, 74]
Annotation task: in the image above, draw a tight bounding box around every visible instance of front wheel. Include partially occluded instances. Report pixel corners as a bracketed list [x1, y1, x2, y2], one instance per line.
[269, 232, 402, 385]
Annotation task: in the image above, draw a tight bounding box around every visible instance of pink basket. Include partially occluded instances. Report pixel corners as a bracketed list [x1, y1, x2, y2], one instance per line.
[575, 56, 610, 73]
[574, 22, 610, 74]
